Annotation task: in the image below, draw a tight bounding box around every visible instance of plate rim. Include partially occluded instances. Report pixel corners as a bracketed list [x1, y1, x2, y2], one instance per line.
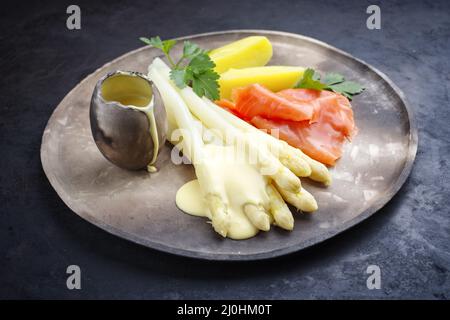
[41, 29, 418, 261]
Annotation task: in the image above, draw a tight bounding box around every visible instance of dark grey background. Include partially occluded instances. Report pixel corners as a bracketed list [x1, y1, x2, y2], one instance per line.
[0, 0, 449, 299]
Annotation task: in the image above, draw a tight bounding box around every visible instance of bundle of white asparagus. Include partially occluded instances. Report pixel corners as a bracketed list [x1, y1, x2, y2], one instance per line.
[148, 58, 331, 238]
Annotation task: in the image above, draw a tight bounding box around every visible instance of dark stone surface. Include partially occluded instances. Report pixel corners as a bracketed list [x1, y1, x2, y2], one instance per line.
[0, 0, 449, 299]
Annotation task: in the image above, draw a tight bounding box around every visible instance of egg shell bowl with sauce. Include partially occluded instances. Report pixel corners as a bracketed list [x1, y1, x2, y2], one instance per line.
[40, 30, 417, 261]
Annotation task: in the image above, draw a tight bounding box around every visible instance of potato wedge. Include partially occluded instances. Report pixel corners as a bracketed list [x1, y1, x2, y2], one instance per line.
[219, 66, 305, 100]
[209, 36, 272, 74]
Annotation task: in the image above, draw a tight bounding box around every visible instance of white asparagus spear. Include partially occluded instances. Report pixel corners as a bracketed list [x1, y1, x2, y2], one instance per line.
[151, 63, 278, 234]
[243, 204, 271, 231]
[275, 184, 318, 213]
[266, 184, 294, 230]
[149, 65, 230, 236]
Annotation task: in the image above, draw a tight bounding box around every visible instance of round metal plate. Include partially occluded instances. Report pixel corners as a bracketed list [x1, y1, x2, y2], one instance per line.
[41, 30, 418, 261]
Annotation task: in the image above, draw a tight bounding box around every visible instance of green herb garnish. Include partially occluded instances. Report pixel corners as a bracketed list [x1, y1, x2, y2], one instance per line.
[295, 68, 364, 100]
[140, 36, 220, 100]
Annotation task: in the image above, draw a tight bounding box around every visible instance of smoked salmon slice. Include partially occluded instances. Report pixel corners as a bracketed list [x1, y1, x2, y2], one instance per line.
[251, 115, 346, 166]
[278, 88, 356, 137]
[251, 89, 356, 166]
[230, 84, 314, 121]
[215, 87, 356, 166]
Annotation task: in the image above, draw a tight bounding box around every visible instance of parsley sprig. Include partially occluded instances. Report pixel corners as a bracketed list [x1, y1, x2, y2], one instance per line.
[295, 68, 364, 100]
[140, 36, 220, 100]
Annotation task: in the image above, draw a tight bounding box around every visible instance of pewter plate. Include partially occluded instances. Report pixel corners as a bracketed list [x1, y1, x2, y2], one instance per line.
[41, 30, 417, 261]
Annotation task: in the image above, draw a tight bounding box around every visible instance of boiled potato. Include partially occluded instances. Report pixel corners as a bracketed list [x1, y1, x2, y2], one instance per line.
[209, 36, 272, 74]
[219, 66, 305, 100]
